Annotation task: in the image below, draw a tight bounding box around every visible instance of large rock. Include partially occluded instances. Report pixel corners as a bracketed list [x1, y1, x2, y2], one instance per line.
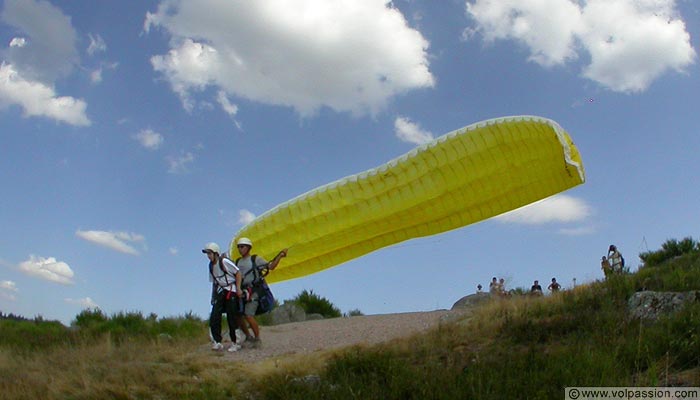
[270, 303, 307, 325]
[628, 290, 700, 321]
[451, 292, 492, 310]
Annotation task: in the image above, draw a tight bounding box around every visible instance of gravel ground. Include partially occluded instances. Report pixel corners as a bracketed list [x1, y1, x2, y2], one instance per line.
[206, 310, 454, 363]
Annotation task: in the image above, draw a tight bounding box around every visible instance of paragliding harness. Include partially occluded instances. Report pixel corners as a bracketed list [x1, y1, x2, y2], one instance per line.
[237, 255, 275, 315]
[209, 254, 238, 303]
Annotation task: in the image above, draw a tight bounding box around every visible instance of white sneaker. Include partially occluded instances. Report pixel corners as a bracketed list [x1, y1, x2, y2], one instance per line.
[228, 343, 242, 352]
[211, 342, 224, 351]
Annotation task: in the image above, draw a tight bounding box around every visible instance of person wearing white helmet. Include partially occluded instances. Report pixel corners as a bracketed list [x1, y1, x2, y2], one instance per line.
[233, 237, 287, 347]
[202, 242, 243, 352]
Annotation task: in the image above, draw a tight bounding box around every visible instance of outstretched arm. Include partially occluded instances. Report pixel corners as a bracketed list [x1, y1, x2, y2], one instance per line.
[268, 248, 288, 271]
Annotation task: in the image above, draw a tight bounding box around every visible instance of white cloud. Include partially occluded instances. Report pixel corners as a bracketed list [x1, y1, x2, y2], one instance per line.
[76, 230, 145, 256]
[0, 280, 18, 301]
[65, 297, 99, 309]
[145, 0, 434, 116]
[238, 209, 256, 225]
[0, 1, 91, 125]
[0, 63, 91, 126]
[466, 0, 696, 92]
[169, 247, 179, 255]
[216, 90, 243, 130]
[19, 255, 75, 285]
[87, 33, 106, 55]
[216, 90, 238, 116]
[167, 151, 195, 174]
[0, 280, 18, 291]
[134, 128, 164, 150]
[495, 194, 592, 225]
[89, 62, 118, 85]
[558, 226, 597, 236]
[394, 116, 434, 145]
[9, 37, 26, 48]
[1, 0, 79, 82]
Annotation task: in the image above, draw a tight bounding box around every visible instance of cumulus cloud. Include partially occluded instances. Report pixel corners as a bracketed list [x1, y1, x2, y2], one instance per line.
[169, 247, 179, 255]
[238, 209, 256, 225]
[0, 1, 91, 125]
[0, 63, 91, 126]
[166, 151, 195, 174]
[394, 116, 434, 145]
[134, 128, 164, 150]
[65, 297, 99, 309]
[466, 0, 696, 92]
[1, 0, 79, 82]
[19, 255, 75, 285]
[76, 230, 145, 256]
[0, 280, 18, 301]
[145, 0, 434, 116]
[495, 194, 592, 225]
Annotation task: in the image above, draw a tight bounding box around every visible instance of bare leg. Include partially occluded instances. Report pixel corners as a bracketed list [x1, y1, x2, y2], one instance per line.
[245, 315, 260, 338]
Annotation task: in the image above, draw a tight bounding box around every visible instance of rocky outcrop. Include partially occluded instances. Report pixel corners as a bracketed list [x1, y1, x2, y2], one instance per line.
[270, 302, 307, 325]
[627, 290, 700, 321]
[451, 292, 492, 310]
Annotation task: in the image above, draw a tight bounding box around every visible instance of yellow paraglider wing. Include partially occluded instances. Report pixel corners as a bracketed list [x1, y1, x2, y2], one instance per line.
[231, 116, 585, 283]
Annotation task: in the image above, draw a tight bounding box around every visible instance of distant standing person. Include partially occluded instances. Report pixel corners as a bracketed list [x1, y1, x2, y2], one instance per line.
[498, 278, 507, 296]
[234, 237, 288, 348]
[601, 256, 612, 279]
[203, 242, 243, 352]
[548, 277, 561, 293]
[530, 280, 543, 296]
[476, 284, 483, 293]
[489, 277, 499, 295]
[608, 245, 624, 274]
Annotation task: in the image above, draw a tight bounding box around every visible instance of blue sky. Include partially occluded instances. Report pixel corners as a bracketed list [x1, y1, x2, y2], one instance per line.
[1, 0, 697, 325]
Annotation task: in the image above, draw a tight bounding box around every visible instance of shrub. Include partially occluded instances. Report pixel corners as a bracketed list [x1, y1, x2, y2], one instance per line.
[640, 237, 699, 267]
[72, 308, 108, 329]
[291, 289, 341, 318]
[0, 317, 71, 350]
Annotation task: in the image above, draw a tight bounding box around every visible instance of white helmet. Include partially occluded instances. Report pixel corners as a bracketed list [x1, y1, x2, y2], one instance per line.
[237, 237, 253, 247]
[202, 242, 220, 254]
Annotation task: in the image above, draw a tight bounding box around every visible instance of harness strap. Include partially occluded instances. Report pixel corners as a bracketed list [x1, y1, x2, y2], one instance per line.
[210, 255, 236, 288]
[237, 255, 259, 289]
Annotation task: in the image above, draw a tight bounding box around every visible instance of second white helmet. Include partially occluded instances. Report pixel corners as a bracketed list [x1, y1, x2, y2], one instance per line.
[237, 237, 253, 247]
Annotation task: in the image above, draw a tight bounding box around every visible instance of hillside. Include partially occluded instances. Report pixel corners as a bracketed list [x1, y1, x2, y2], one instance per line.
[2, 240, 699, 399]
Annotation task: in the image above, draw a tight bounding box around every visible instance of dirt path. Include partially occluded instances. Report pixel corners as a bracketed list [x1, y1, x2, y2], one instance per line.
[204, 310, 455, 363]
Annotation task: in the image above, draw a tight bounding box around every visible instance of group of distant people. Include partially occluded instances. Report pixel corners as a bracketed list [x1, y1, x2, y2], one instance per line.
[530, 278, 561, 296]
[601, 244, 624, 279]
[475, 244, 626, 299]
[476, 276, 561, 297]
